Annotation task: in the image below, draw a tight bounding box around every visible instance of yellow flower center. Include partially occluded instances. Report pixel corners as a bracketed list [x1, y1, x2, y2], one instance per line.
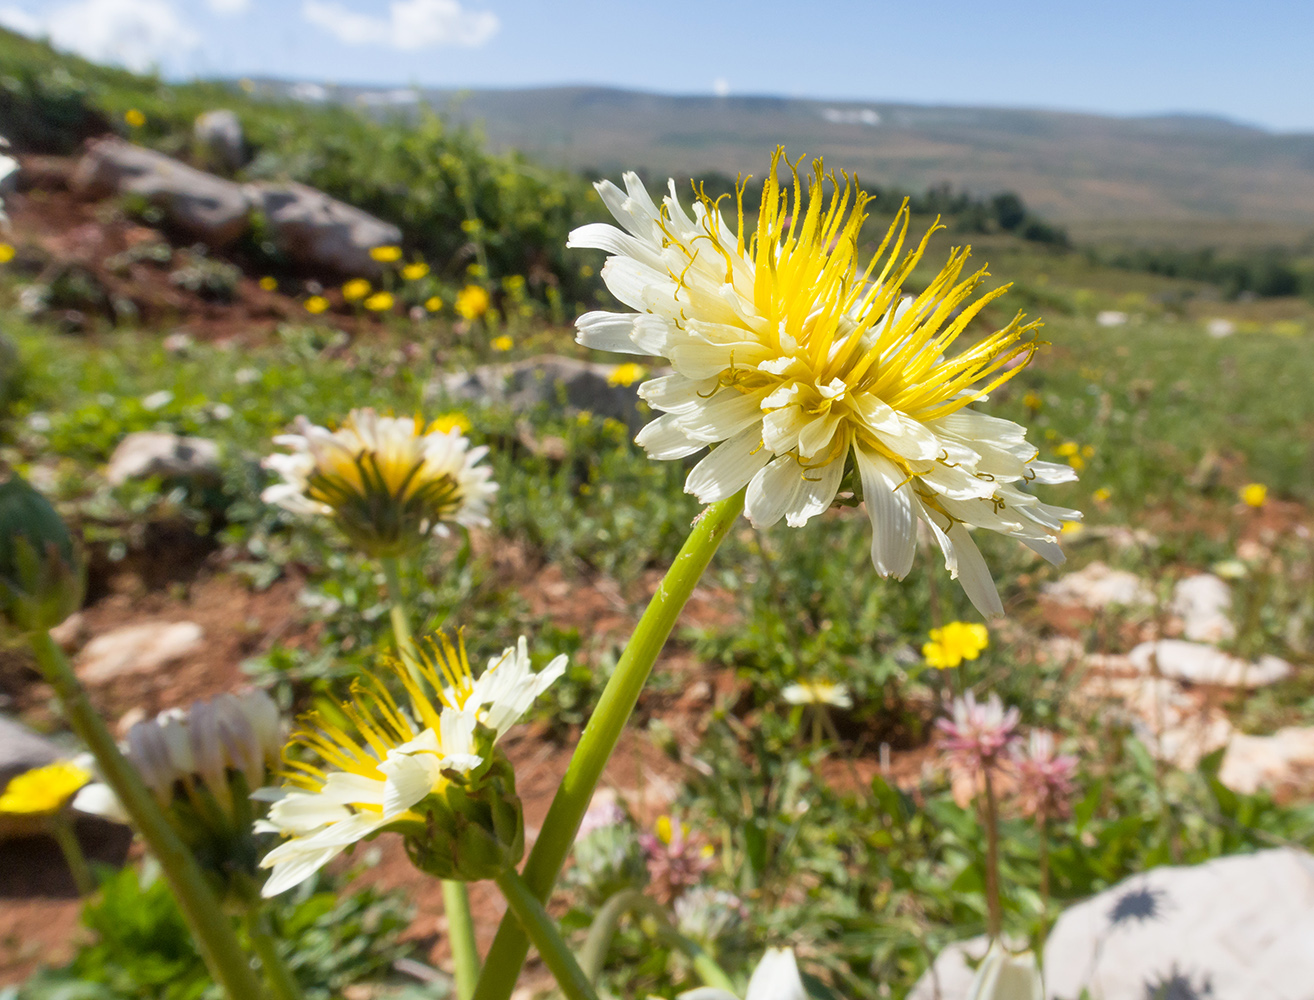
[662, 150, 1039, 474]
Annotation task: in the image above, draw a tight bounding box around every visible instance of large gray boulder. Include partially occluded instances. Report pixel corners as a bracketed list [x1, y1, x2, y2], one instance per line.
[434, 355, 651, 434]
[911, 849, 1314, 1000]
[1045, 848, 1314, 999]
[71, 138, 251, 246]
[244, 181, 401, 278]
[193, 109, 246, 175]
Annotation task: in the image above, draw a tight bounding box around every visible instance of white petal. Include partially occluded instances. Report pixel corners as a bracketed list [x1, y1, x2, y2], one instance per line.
[746, 948, 807, 1000]
[72, 783, 127, 823]
[378, 752, 441, 818]
[745, 455, 807, 529]
[1021, 535, 1065, 566]
[635, 413, 706, 460]
[575, 311, 652, 355]
[784, 454, 845, 527]
[639, 373, 718, 414]
[261, 847, 340, 897]
[685, 424, 770, 503]
[947, 523, 1004, 618]
[855, 446, 917, 579]
[1029, 460, 1078, 484]
[677, 387, 769, 444]
[566, 222, 665, 271]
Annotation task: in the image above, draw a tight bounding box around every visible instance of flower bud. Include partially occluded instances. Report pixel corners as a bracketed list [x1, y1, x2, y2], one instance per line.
[76, 688, 284, 905]
[0, 472, 85, 633]
[397, 747, 525, 882]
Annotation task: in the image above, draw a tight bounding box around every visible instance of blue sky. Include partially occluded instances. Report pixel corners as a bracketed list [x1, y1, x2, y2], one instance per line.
[3, 0, 1312, 132]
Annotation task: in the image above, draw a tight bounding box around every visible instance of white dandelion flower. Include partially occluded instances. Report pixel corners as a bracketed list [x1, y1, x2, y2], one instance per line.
[569, 150, 1080, 616]
[258, 633, 565, 896]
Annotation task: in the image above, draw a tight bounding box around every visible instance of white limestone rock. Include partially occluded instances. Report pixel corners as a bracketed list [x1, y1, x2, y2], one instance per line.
[1170, 574, 1235, 643]
[76, 621, 204, 684]
[1128, 639, 1292, 688]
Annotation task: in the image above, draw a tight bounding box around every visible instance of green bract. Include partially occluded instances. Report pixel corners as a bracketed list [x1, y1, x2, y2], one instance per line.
[0, 472, 84, 633]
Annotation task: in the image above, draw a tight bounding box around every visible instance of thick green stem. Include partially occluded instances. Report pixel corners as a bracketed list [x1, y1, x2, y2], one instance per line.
[50, 812, 95, 897]
[247, 907, 304, 1000]
[28, 631, 267, 1000]
[474, 494, 744, 1000]
[443, 879, 481, 1000]
[494, 868, 599, 1000]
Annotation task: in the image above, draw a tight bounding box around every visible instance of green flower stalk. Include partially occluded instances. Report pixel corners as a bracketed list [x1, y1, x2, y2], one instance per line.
[0, 472, 84, 634]
[473, 493, 744, 1000]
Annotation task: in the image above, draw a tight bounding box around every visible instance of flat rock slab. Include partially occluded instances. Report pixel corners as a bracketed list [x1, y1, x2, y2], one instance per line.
[71, 138, 251, 246]
[1220, 726, 1314, 795]
[1044, 848, 1314, 1000]
[1170, 574, 1236, 643]
[1041, 561, 1155, 611]
[1128, 639, 1292, 688]
[105, 431, 221, 486]
[76, 621, 204, 685]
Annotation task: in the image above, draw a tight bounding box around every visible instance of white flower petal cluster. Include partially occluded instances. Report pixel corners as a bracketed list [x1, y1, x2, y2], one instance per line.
[682, 947, 807, 1000]
[570, 156, 1080, 616]
[262, 408, 497, 553]
[259, 636, 566, 897]
[781, 680, 853, 709]
[74, 688, 282, 821]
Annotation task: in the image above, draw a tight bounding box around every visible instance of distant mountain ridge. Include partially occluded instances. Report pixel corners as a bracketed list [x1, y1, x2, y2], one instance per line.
[268, 82, 1314, 227]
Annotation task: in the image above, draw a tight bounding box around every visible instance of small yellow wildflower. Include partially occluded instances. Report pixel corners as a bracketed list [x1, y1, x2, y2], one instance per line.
[124, 108, 146, 127]
[922, 622, 989, 670]
[607, 362, 647, 387]
[460, 219, 482, 234]
[466, 263, 487, 278]
[579, 264, 594, 278]
[364, 291, 395, 312]
[1093, 486, 1112, 503]
[1022, 390, 1043, 411]
[425, 295, 444, 312]
[1060, 520, 1083, 536]
[0, 243, 14, 264]
[304, 295, 330, 314]
[1081, 444, 1095, 459]
[455, 285, 490, 320]
[402, 262, 430, 281]
[431, 412, 472, 435]
[1056, 442, 1080, 458]
[369, 245, 403, 263]
[1068, 455, 1086, 472]
[1240, 483, 1267, 508]
[491, 334, 513, 352]
[259, 276, 277, 292]
[342, 278, 371, 302]
[0, 761, 90, 816]
[502, 274, 526, 294]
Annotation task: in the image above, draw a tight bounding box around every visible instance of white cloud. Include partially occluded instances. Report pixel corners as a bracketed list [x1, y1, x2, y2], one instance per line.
[0, 0, 198, 73]
[206, 0, 250, 13]
[712, 77, 730, 98]
[302, 0, 498, 50]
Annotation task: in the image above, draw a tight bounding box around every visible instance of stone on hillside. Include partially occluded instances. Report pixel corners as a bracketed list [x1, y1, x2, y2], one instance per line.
[244, 182, 401, 279]
[1220, 726, 1314, 795]
[1128, 639, 1292, 688]
[76, 621, 204, 684]
[0, 715, 62, 789]
[1170, 573, 1235, 643]
[1041, 561, 1155, 611]
[1044, 848, 1314, 1000]
[1090, 674, 1233, 769]
[193, 109, 245, 174]
[105, 431, 221, 486]
[434, 355, 650, 434]
[71, 138, 251, 247]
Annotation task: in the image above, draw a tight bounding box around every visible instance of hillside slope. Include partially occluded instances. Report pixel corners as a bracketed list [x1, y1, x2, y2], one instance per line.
[314, 84, 1314, 228]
